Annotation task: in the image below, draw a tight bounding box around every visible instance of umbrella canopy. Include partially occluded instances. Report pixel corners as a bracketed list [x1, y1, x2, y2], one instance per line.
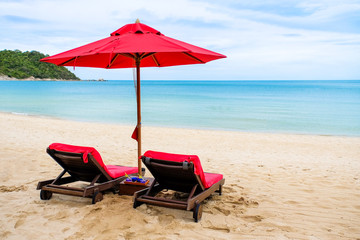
[41, 21, 225, 68]
[41, 20, 226, 175]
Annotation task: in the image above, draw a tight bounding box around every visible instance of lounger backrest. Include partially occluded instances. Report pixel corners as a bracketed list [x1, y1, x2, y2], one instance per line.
[47, 143, 112, 182]
[142, 151, 206, 192]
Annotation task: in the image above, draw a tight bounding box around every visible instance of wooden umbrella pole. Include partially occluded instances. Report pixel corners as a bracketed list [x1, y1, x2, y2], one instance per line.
[135, 19, 142, 176]
[136, 57, 142, 176]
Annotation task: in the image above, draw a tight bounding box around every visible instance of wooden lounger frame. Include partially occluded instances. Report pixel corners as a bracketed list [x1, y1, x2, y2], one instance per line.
[133, 156, 225, 222]
[37, 148, 143, 204]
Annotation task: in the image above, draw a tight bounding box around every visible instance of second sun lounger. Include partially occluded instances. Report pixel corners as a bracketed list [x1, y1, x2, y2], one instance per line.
[133, 150, 225, 222]
[37, 143, 144, 204]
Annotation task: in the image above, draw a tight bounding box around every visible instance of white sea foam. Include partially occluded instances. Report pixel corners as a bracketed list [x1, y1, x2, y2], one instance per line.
[11, 112, 29, 116]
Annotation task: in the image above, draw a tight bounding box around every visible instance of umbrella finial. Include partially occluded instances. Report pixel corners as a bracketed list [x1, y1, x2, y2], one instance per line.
[135, 18, 140, 23]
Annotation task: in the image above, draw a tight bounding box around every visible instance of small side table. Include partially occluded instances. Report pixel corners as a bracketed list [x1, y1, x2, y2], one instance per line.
[118, 177, 154, 196]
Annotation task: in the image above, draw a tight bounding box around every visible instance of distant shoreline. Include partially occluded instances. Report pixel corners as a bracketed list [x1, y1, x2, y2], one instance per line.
[0, 74, 108, 82]
[0, 74, 80, 81]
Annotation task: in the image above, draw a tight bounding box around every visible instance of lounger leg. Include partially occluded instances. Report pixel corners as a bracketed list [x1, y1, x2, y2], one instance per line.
[40, 189, 53, 200]
[193, 201, 203, 222]
[92, 191, 103, 204]
[133, 197, 142, 208]
[38, 170, 69, 201]
[133, 188, 149, 208]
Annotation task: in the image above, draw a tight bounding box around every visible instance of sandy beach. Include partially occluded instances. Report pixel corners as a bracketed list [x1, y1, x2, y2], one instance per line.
[0, 112, 359, 239]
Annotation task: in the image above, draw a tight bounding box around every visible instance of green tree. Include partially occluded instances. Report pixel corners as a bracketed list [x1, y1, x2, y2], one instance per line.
[0, 49, 80, 80]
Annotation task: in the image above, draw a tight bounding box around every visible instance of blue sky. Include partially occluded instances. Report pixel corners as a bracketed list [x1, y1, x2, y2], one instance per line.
[1, 0, 359, 80]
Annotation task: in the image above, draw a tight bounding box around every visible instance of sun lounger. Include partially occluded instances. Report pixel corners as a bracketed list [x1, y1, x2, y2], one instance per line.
[37, 143, 143, 204]
[133, 150, 225, 222]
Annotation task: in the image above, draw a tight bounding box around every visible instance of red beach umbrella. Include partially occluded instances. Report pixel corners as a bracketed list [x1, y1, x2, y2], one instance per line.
[41, 19, 226, 175]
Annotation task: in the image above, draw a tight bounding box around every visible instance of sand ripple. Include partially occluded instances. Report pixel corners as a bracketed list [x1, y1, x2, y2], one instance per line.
[0, 185, 28, 192]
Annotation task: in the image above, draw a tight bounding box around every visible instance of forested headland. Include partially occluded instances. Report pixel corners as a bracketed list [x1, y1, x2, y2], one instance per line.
[0, 50, 80, 80]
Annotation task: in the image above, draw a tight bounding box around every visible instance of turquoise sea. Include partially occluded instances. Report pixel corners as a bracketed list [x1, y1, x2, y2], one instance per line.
[0, 80, 359, 136]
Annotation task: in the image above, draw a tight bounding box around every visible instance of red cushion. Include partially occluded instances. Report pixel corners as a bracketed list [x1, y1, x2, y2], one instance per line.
[106, 165, 138, 179]
[143, 150, 223, 188]
[48, 143, 135, 179]
[203, 172, 223, 188]
[49, 143, 105, 167]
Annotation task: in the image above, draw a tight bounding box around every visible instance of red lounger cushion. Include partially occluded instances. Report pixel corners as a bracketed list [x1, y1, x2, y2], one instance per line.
[48, 143, 137, 179]
[143, 150, 223, 189]
[105, 165, 138, 179]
